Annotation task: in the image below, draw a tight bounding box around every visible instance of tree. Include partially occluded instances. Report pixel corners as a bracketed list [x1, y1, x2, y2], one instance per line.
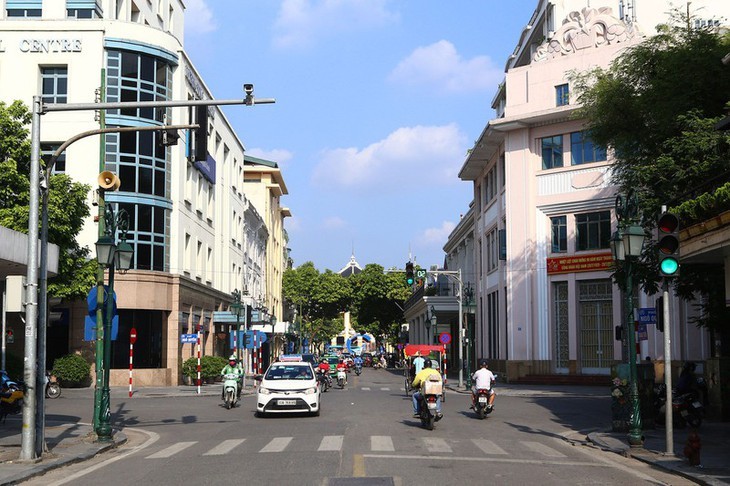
[573, 16, 730, 276]
[349, 264, 409, 342]
[0, 100, 95, 300]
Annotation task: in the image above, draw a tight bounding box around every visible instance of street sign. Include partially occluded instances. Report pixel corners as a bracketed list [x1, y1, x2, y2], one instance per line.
[212, 311, 239, 323]
[439, 332, 452, 345]
[638, 308, 657, 325]
[84, 286, 119, 341]
[416, 269, 427, 279]
[130, 327, 137, 344]
[180, 333, 198, 344]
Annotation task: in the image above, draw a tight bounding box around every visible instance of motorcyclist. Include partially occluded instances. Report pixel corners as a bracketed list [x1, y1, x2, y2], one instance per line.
[221, 354, 244, 399]
[411, 359, 442, 418]
[471, 360, 496, 410]
[317, 358, 332, 387]
[676, 362, 697, 396]
[354, 355, 363, 370]
[336, 359, 348, 385]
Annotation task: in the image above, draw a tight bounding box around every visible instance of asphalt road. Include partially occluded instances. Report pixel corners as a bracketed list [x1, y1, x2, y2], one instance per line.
[23, 369, 692, 485]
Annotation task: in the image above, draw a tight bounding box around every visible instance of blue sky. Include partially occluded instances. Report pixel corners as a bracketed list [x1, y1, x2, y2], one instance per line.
[184, 0, 536, 272]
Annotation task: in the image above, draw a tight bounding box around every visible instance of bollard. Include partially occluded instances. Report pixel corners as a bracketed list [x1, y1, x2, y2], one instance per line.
[683, 429, 702, 467]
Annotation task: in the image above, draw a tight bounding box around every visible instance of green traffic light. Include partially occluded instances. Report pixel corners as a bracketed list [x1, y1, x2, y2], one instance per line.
[406, 278, 414, 285]
[660, 257, 679, 275]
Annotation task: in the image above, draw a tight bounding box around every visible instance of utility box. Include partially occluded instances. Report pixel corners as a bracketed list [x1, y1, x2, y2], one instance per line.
[5, 275, 26, 313]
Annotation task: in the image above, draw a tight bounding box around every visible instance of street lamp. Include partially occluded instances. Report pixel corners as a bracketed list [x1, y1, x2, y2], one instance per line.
[426, 305, 437, 344]
[613, 193, 646, 447]
[94, 202, 132, 441]
[463, 284, 475, 389]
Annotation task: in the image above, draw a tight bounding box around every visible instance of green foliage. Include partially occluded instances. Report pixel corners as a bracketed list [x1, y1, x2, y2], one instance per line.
[202, 355, 228, 379]
[0, 100, 95, 301]
[52, 354, 91, 385]
[572, 16, 730, 330]
[182, 357, 198, 378]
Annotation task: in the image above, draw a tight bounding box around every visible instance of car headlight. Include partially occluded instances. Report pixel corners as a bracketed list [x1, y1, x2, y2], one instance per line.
[258, 387, 271, 395]
[304, 387, 317, 395]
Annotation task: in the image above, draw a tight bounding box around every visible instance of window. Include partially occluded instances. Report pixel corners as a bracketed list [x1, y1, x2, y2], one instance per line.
[553, 282, 569, 369]
[6, 0, 41, 17]
[555, 83, 569, 106]
[41, 144, 66, 173]
[41, 67, 68, 104]
[105, 50, 171, 122]
[482, 166, 497, 206]
[67, 0, 102, 18]
[117, 202, 167, 271]
[551, 216, 567, 253]
[486, 227, 499, 273]
[541, 135, 563, 170]
[570, 131, 607, 165]
[575, 211, 611, 251]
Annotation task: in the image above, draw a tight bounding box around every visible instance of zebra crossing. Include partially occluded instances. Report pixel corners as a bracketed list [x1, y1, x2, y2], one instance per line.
[143, 435, 568, 460]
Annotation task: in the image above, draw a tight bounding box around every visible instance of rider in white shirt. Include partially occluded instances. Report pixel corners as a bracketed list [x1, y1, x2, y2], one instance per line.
[471, 360, 496, 409]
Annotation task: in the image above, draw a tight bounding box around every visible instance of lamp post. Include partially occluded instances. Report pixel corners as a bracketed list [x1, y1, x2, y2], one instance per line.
[463, 284, 475, 389]
[231, 290, 242, 362]
[94, 203, 133, 441]
[425, 305, 437, 345]
[612, 193, 646, 447]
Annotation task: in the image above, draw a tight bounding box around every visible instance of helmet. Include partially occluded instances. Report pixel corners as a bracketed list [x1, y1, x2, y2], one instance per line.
[423, 359, 432, 368]
[228, 354, 237, 365]
[321, 358, 327, 363]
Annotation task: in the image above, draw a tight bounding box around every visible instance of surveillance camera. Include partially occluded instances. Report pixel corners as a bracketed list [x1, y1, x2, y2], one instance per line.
[244, 84, 254, 95]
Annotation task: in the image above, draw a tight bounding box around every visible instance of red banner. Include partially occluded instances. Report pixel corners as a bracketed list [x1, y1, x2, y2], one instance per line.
[546, 252, 613, 275]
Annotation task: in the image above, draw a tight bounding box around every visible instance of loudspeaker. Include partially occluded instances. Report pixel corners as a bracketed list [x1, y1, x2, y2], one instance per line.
[98, 171, 121, 191]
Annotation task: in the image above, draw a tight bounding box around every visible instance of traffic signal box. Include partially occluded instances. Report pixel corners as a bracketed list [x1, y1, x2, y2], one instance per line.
[655, 297, 664, 333]
[657, 212, 680, 277]
[405, 262, 415, 285]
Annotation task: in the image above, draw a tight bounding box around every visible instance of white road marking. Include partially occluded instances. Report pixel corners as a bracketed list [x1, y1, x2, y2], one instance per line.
[423, 438, 451, 453]
[318, 435, 344, 451]
[45, 427, 160, 485]
[471, 439, 508, 455]
[522, 441, 566, 457]
[361, 454, 612, 467]
[203, 438, 246, 456]
[380, 387, 391, 391]
[371, 435, 395, 452]
[260, 437, 293, 452]
[361, 387, 371, 391]
[146, 441, 196, 459]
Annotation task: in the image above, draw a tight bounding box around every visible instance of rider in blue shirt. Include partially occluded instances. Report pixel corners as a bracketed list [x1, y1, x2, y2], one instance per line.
[354, 355, 363, 367]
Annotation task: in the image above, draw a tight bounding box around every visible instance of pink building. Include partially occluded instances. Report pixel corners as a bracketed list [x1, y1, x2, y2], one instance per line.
[459, 1, 729, 380]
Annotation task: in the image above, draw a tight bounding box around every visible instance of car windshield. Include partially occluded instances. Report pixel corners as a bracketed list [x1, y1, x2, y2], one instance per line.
[265, 365, 313, 380]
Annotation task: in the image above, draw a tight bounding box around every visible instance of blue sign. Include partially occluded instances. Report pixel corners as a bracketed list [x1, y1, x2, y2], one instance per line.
[638, 308, 657, 325]
[181, 334, 199, 344]
[83, 286, 118, 341]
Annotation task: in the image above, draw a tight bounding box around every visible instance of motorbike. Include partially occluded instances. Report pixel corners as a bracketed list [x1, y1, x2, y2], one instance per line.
[337, 369, 347, 389]
[354, 363, 362, 376]
[416, 376, 443, 430]
[1, 370, 25, 423]
[654, 382, 704, 428]
[45, 372, 61, 399]
[474, 389, 494, 419]
[222, 373, 240, 409]
[317, 369, 331, 392]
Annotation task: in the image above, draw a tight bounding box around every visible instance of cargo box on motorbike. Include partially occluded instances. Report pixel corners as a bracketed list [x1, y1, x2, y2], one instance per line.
[422, 375, 442, 395]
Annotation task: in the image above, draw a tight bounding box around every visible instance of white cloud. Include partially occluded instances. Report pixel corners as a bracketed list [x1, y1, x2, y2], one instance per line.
[421, 221, 456, 246]
[184, 0, 216, 35]
[311, 124, 467, 192]
[273, 0, 399, 49]
[389, 40, 502, 93]
[322, 216, 347, 229]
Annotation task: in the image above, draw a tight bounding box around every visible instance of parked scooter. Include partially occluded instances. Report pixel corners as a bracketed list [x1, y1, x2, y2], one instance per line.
[222, 373, 240, 409]
[654, 382, 704, 428]
[1, 370, 25, 423]
[45, 372, 61, 399]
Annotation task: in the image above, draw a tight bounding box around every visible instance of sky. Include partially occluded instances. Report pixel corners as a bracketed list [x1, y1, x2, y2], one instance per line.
[183, 0, 538, 272]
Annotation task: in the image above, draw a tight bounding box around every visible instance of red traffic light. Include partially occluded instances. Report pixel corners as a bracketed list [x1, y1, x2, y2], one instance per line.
[657, 212, 679, 234]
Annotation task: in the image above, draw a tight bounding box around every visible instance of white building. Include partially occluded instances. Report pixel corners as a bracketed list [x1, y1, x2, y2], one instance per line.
[458, 0, 729, 380]
[0, 0, 286, 385]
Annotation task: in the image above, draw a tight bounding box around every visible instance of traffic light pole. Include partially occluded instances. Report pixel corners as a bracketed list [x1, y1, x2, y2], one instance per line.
[662, 279, 673, 454]
[23, 91, 275, 458]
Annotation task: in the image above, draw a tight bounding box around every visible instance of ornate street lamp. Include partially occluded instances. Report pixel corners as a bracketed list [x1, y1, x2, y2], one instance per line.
[94, 204, 132, 442]
[425, 305, 437, 344]
[463, 284, 475, 388]
[614, 193, 646, 447]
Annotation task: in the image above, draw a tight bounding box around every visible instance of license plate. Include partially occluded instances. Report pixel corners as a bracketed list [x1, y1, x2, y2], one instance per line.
[427, 402, 438, 409]
[692, 401, 702, 408]
[478, 396, 488, 403]
[681, 409, 689, 417]
[277, 399, 296, 406]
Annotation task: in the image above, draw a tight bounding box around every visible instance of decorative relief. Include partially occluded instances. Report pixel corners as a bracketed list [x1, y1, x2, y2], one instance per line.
[533, 7, 643, 62]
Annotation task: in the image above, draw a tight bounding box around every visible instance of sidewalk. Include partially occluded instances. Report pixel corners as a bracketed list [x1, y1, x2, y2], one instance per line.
[446, 382, 730, 486]
[0, 384, 255, 485]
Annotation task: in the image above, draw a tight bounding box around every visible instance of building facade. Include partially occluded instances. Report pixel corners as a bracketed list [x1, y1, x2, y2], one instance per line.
[0, 0, 288, 385]
[458, 0, 729, 380]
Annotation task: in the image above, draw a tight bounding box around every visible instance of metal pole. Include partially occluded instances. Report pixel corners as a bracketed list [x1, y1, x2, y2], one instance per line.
[35, 184, 49, 457]
[97, 215, 115, 441]
[627, 260, 643, 446]
[20, 96, 42, 460]
[42, 97, 275, 114]
[663, 280, 673, 454]
[1, 286, 7, 370]
[458, 269, 464, 389]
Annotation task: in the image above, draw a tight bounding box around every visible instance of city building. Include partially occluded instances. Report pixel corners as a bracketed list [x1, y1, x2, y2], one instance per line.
[0, 0, 288, 385]
[457, 0, 729, 380]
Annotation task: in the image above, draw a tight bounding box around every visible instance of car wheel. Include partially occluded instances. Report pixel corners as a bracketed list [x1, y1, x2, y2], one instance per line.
[255, 410, 266, 418]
